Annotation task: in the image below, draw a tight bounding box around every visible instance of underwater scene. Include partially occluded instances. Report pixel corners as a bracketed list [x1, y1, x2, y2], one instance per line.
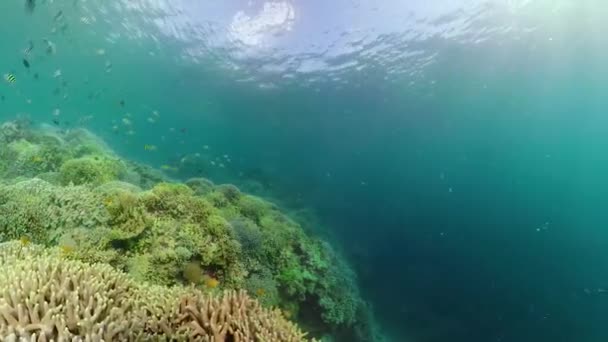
[0, 0, 607, 341]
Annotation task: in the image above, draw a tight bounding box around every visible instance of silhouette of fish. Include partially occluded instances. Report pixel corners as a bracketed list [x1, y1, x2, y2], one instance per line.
[25, 0, 35, 13]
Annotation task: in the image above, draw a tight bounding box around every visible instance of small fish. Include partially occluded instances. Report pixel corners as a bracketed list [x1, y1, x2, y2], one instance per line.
[255, 288, 266, 297]
[103, 197, 114, 207]
[0, 95, 4, 101]
[54, 10, 63, 21]
[33, 72, 39, 80]
[180, 128, 187, 133]
[204, 276, 220, 289]
[160, 165, 178, 172]
[52, 119, 60, 125]
[43, 39, 56, 55]
[60, 244, 75, 256]
[4, 74, 16, 83]
[19, 236, 31, 246]
[25, 0, 35, 13]
[24, 40, 34, 55]
[23, 59, 30, 69]
[144, 144, 157, 151]
[31, 155, 43, 163]
[282, 309, 292, 319]
[53, 108, 60, 116]
[119, 99, 125, 107]
[53, 69, 62, 78]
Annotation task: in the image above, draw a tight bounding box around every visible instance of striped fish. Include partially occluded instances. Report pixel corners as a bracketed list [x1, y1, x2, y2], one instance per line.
[4, 74, 16, 83]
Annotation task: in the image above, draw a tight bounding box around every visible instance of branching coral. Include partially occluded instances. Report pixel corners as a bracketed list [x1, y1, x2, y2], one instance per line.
[178, 290, 309, 342]
[0, 242, 146, 341]
[0, 241, 314, 341]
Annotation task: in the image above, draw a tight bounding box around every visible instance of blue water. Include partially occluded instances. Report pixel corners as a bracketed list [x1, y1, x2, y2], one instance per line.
[2, 0, 608, 341]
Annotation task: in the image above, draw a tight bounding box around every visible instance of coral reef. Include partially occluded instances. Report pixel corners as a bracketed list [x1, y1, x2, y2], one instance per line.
[0, 241, 312, 341]
[0, 120, 376, 340]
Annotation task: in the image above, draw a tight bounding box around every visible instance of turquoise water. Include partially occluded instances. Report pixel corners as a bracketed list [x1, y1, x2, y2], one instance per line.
[2, 0, 608, 341]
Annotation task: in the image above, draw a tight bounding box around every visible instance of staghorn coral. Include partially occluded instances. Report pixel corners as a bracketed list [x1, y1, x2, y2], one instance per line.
[0, 241, 313, 341]
[178, 289, 310, 342]
[0, 242, 147, 341]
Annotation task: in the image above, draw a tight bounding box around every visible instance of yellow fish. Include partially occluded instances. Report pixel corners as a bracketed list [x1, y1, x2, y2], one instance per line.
[144, 144, 157, 151]
[4, 74, 16, 83]
[204, 276, 219, 289]
[31, 156, 43, 163]
[103, 197, 114, 207]
[160, 165, 178, 172]
[282, 309, 292, 319]
[255, 288, 266, 297]
[19, 236, 31, 246]
[60, 244, 75, 256]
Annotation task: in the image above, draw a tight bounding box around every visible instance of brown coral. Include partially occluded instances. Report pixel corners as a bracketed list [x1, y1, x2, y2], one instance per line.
[178, 290, 310, 342]
[0, 242, 313, 341]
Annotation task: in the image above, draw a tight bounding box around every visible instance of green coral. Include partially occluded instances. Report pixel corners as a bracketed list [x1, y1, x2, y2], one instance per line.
[0, 121, 374, 340]
[59, 155, 125, 185]
[185, 177, 215, 196]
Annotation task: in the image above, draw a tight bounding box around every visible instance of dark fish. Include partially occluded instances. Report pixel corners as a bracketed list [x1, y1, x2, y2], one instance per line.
[180, 128, 187, 133]
[119, 99, 125, 107]
[52, 88, 61, 96]
[54, 10, 63, 21]
[52, 119, 60, 125]
[0, 95, 4, 101]
[24, 40, 34, 55]
[25, 0, 35, 13]
[23, 59, 30, 69]
[33, 72, 39, 80]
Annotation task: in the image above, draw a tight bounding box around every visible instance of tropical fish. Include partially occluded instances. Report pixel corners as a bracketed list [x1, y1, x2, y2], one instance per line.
[43, 39, 56, 55]
[25, 0, 35, 13]
[19, 236, 31, 246]
[24, 40, 34, 55]
[144, 144, 157, 151]
[4, 74, 16, 83]
[60, 244, 75, 256]
[54, 10, 63, 21]
[204, 276, 219, 289]
[160, 165, 178, 172]
[23, 59, 30, 69]
[255, 288, 266, 297]
[282, 309, 292, 319]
